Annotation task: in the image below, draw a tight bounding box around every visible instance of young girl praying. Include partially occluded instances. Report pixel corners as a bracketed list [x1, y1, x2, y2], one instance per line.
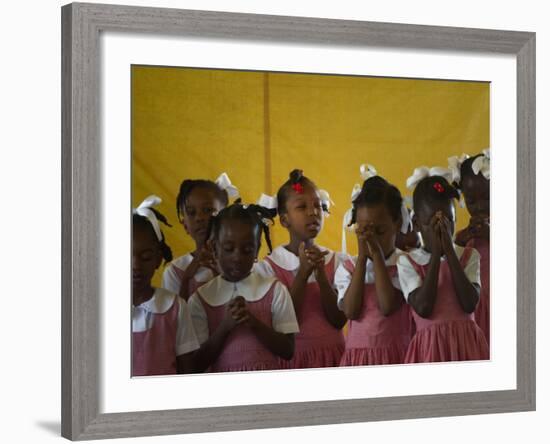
[257, 169, 347, 369]
[162, 173, 237, 301]
[452, 150, 491, 346]
[132, 195, 200, 376]
[397, 169, 489, 363]
[188, 201, 299, 373]
[335, 170, 413, 366]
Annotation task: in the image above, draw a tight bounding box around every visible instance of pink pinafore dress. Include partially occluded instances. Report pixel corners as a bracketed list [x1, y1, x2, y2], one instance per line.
[265, 255, 345, 369]
[132, 297, 180, 376]
[173, 266, 207, 298]
[197, 282, 281, 372]
[340, 261, 413, 366]
[404, 247, 489, 363]
[467, 237, 490, 348]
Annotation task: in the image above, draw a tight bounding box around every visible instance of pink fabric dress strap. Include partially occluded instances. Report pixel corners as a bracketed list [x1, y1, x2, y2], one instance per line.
[340, 264, 412, 366]
[173, 265, 207, 298]
[467, 238, 490, 348]
[266, 254, 345, 369]
[132, 297, 180, 376]
[198, 282, 281, 372]
[403, 247, 488, 363]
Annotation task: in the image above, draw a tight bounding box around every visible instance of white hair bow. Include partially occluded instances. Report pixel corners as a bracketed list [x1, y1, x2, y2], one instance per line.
[215, 172, 239, 199]
[318, 189, 335, 214]
[133, 195, 163, 241]
[341, 184, 362, 254]
[471, 148, 490, 179]
[406, 166, 453, 190]
[447, 153, 470, 184]
[360, 164, 378, 181]
[257, 193, 278, 210]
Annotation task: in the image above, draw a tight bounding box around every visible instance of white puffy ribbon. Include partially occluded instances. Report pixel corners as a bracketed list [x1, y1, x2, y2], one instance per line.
[471, 148, 490, 179]
[215, 172, 240, 199]
[406, 166, 453, 190]
[318, 189, 335, 213]
[359, 164, 378, 181]
[400, 203, 412, 234]
[447, 153, 470, 184]
[341, 184, 362, 254]
[133, 195, 163, 241]
[257, 193, 278, 210]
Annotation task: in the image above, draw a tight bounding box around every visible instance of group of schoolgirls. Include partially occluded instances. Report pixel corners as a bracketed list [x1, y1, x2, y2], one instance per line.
[132, 150, 491, 376]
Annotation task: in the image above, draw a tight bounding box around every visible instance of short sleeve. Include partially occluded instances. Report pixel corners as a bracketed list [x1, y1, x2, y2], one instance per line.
[463, 248, 481, 286]
[188, 294, 210, 345]
[334, 262, 353, 310]
[396, 254, 422, 301]
[175, 297, 200, 356]
[162, 264, 182, 295]
[254, 260, 275, 278]
[270, 282, 300, 334]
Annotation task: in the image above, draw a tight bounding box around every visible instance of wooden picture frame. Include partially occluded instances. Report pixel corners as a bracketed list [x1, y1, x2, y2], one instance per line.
[61, 2, 535, 440]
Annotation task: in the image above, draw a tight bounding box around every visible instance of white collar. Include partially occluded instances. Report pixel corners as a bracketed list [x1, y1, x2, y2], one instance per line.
[408, 244, 465, 265]
[350, 249, 400, 284]
[197, 271, 277, 306]
[133, 287, 176, 314]
[268, 245, 334, 271]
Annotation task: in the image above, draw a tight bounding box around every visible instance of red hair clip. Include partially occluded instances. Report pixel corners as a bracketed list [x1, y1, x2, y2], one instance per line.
[292, 183, 304, 194]
[433, 182, 445, 193]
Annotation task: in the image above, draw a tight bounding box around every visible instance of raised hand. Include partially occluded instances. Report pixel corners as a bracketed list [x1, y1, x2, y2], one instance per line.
[429, 212, 443, 257]
[438, 214, 455, 256]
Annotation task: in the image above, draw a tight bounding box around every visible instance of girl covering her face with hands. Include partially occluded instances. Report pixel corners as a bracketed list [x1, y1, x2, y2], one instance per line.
[397, 171, 488, 363]
[335, 174, 413, 366]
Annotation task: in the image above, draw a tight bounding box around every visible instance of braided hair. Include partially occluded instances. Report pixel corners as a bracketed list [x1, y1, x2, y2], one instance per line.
[176, 179, 229, 221]
[276, 169, 328, 215]
[348, 176, 403, 227]
[207, 199, 276, 253]
[413, 175, 460, 213]
[132, 208, 173, 263]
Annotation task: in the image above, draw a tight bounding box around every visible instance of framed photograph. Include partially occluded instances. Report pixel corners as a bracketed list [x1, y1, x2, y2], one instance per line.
[61, 2, 535, 440]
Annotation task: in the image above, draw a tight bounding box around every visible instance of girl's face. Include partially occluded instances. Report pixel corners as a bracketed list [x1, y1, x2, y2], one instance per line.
[181, 187, 224, 246]
[280, 184, 324, 242]
[212, 220, 259, 282]
[413, 200, 456, 253]
[355, 204, 399, 257]
[132, 225, 162, 293]
[461, 174, 490, 220]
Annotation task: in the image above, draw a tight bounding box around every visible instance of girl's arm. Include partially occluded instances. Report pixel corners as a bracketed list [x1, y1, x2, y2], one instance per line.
[408, 216, 442, 318]
[288, 242, 314, 318]
[441, 218, 480, 314]
[232, 300, 295, 360]
[370, 250, 403, 317]
[176, 353, 195, 374]
[315, 265, 348, 328]
[341, 257, 367, 320]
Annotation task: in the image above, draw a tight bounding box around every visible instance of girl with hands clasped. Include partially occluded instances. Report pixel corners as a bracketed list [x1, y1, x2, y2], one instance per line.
[450, 150, 491, 346]
[162, 173, 237, 301]
[335, 167, 413, 366]
[257, 169, 347, 369]
[397, 168, 489, 363]
[188, 201, 299, 373]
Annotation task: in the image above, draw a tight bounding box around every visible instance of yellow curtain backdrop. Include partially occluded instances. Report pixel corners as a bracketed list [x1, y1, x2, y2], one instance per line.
[132, 66, 489, 286]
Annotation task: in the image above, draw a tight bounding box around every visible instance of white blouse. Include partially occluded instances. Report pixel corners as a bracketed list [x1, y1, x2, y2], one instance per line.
[188, 271, 300, 344]
[132, 287, 200, 356]
[396, 245, 481, 301]
[333, 250, 403, 310]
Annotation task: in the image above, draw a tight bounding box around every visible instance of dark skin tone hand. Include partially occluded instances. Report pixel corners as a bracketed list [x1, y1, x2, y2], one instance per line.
[455, 216, 490, 246]
[177, 245, 219, 301]
[342, 224, 402, 319]
[409, 211, 480, 318]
